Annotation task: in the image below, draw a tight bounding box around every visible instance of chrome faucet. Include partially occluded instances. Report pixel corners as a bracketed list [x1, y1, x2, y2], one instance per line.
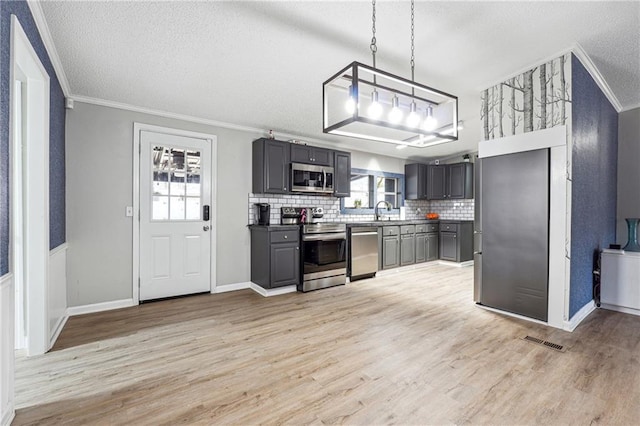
[375, 200, 392, 221]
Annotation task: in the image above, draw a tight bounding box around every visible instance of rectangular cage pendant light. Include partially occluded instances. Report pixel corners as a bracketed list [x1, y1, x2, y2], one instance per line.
[323, 61, 458, 148]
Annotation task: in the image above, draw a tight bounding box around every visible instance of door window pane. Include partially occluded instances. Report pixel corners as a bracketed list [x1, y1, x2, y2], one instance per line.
[151, 145, 203, 221]
[186, 197, 201, 220]
[152, 196, 169, 220]
[170, 172, 186, 196]
[170, 148, 186, 171]
[153, 172, 169, 196]
[186, 174, 200, 196]
[169, 196, 186, 220]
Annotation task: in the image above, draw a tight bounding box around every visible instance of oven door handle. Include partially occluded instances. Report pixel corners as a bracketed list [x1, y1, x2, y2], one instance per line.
[323, 169, 327, 192]
[303, 232, 346, 241]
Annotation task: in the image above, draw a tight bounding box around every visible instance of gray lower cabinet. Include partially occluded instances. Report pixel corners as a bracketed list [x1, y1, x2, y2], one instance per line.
[415, 233, 427, 263]
[382, 226, 400, 269]
[440, 232, 458, 261]
[383, 224, 439, 268]
[251, 226, 300, 288]
[439, 221, 473, 262]
[416, 223, 439, 263]
[426, 233, 439, 261]
[400, 225, 415, 266]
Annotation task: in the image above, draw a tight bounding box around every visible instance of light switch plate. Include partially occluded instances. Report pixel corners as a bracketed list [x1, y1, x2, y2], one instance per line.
[125, 206, 134, 217]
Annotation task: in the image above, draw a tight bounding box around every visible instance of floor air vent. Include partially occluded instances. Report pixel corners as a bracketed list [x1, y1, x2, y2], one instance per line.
[523, 336, 566, 352]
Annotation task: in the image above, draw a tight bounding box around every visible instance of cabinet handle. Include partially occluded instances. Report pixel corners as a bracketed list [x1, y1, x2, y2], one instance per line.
[296, 247, 299, 250]
[284, 235, 288, 239]
[284, 187, 287, 190]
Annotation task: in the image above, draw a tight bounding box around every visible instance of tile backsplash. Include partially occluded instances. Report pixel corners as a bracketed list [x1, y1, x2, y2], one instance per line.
[248, 194, 474, 224]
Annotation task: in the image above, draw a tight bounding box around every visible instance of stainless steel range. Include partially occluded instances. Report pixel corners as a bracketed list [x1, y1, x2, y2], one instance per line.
[300, 223, 347, 292]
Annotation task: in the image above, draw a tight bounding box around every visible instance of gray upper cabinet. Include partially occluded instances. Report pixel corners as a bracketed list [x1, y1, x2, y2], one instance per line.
[333, 151, 351, 197]
[252, 138, 290, 194]
[427, 163, 473, 200]
[427, 165, 447, 200]
[405, 163, 428, 200]
[448, 163, 474, 199]
[290, 144, 333, 166]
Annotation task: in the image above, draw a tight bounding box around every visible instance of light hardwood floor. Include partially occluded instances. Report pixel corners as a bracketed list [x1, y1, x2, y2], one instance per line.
[13, 263, 640, 425]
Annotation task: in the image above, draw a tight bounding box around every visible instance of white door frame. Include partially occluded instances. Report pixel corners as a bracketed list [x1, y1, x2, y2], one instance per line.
[10, 14, 51, 357]
[132, 123, 217, 304]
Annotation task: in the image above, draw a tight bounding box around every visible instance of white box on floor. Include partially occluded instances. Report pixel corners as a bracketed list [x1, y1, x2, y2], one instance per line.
[601, 249, 640, 315]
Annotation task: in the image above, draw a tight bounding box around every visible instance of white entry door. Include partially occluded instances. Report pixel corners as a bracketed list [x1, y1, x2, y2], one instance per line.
[139, 130, 212, 301]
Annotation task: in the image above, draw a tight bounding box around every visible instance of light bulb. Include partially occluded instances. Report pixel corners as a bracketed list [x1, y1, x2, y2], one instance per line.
[368, 90, 383, 119]
[406, 101, 420, 128]
[345, 97, 357, 114]
[423, 106, 438, 131]
[388, 96, 403, 123]
[345, 85, 357, 114]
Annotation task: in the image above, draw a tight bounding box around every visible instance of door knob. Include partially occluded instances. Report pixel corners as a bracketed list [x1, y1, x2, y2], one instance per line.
[203, 225, 210, 231]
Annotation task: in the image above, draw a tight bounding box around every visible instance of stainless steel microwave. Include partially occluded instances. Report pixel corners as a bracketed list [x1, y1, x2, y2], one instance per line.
[291, 162, 334, 194]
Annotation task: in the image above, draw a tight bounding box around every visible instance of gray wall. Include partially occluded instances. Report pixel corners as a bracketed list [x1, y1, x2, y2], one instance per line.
[66, 101, 411, 307]
[66, 102, 261, 306]
[617, 107, 640, 244]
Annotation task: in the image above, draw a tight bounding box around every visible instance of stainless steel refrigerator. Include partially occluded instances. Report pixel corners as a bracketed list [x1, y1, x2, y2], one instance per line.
[474, 149, 550, 322]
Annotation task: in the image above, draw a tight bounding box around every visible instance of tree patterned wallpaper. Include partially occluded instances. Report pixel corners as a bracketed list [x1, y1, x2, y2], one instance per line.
[480, 53, 572, 140]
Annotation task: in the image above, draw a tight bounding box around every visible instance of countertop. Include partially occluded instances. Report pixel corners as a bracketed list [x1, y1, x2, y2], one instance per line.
[347, 219, 475, 227]
[248, 219, 473, 228]
[247, 224, 300, 230]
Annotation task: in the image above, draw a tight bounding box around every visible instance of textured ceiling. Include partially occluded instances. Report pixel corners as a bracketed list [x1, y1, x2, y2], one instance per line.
[40, 1, 640, 161]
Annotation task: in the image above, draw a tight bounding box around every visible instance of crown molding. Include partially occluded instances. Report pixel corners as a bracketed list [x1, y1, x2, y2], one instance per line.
[26, 0, 71, 97]
[620, 102, 640, 113]
[71, 95, 412, 160]
[71, 95, 279, 137]
[571, 43, 622, 113]
[479, 43, 623, 113]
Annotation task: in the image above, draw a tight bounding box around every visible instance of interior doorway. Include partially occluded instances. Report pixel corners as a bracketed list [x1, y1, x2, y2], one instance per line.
[10, 14, 51, 357]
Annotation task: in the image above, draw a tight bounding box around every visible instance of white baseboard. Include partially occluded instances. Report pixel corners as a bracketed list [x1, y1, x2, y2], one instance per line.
[67, 298, 136, 316]
[48, 314, 68, 350]
[376, 261, 434, 277]
[1, 274, 15, 426]
[250, 283, 297, 297]
[1, 403, 15, 426]
[212, 282, 251, 293]
[563, 300, 596, 332]
[438, 260, 474, 268]
[600, 303, 640, 317]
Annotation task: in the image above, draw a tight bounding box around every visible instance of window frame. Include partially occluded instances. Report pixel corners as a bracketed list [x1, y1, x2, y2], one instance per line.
[340, 168, 405, 215]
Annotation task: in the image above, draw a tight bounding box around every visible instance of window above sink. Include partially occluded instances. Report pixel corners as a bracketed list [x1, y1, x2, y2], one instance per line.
[340, 168, 405, 215]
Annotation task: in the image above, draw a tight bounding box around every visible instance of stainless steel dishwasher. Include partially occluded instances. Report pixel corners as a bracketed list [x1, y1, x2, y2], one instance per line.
[350, 227, 380, 281]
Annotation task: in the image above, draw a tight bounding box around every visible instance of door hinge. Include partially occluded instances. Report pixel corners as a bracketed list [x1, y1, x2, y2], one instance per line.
[138, 277, 141, 288]
[139, 143, 141, 154]
[138, 210, 141, 221]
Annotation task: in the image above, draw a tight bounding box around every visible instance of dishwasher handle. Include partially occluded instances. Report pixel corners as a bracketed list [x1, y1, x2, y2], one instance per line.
[353, 231, 379, 237]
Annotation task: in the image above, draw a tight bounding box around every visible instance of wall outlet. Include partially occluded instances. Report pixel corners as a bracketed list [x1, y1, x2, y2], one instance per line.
[125, 206, 134, 217]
